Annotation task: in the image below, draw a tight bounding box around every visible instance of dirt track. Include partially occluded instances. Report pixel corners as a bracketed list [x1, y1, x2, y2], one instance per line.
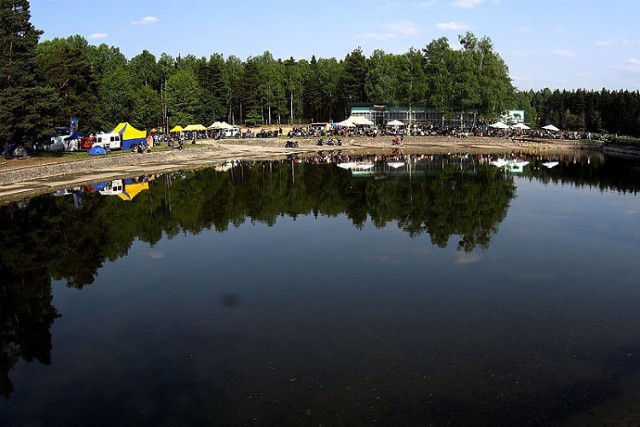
[0, 135, 598, 202]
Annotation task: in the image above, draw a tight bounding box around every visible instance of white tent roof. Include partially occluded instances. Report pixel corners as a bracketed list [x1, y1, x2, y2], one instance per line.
[208, 121, 235, 130]
[489, 121, 509, 129]
[348, 116, 374, 126]
[337, 119, 355, 127]
[387, 119, 405, 126]
[542, 124, 560, 132]
[510, 123, 530, 130]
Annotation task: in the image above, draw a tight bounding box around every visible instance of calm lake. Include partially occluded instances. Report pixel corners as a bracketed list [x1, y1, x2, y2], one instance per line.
[1, 152, 639, 425]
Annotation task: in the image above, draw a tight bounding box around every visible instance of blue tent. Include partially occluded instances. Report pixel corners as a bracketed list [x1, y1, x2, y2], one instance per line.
[64, 132, 85, 141]
[89, 145, 107, 156]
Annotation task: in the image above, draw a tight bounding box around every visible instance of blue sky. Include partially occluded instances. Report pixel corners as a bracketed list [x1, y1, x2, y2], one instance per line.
[30, 0, 640, 91]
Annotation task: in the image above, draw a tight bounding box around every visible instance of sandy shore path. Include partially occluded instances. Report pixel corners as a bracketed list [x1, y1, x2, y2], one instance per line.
[0, 136, 598, 202]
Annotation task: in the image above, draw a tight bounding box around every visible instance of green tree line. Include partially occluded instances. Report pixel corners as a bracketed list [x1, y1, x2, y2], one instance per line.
[1, 0, 640, 149]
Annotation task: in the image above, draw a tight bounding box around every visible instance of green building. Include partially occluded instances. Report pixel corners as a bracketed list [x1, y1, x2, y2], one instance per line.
[349, 104, 479, 128]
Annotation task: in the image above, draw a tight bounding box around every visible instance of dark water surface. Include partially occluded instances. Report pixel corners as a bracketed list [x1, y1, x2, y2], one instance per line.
[1, 153, 639, 425]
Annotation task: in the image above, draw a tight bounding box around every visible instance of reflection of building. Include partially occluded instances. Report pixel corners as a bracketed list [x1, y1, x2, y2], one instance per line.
[349, 104, 479, 128]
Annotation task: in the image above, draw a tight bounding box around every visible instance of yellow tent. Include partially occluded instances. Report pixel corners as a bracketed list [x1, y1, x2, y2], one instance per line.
[183, 124, 207, 131]
[170, 125, 184, 133]
[112, 122, 146, 140]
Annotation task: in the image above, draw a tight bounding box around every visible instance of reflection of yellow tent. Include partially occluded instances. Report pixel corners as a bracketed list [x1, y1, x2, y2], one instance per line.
[117, 182, 149, 201]
[170, 125, 184, 133]
[183, 124, 207, 131]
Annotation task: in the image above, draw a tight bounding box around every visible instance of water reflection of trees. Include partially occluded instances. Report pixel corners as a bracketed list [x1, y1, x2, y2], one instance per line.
[1, 153, 638, 398]
[0, 158, 515, 398]
[526, 155, 640, 194]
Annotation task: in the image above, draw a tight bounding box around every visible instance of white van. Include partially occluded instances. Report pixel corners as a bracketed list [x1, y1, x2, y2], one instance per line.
[93, 132, 122, 150]
[223, 127, 240, 138]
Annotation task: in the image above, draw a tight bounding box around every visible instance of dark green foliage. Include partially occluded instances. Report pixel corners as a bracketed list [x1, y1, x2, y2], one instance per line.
[0, 0, 56, 146]
[522, 88, 640, 136]
[36, 37, 101, 132]
[340, 47, 368, 105]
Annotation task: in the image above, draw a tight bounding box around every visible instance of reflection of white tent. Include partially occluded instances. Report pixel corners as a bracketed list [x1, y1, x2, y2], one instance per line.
[348, 116, 374, 126]
[510, 122, 531, 130]
[489, 121, 509, 129]
[542, 124, 560, 132]
[337, 119, 355, 127]
[387, 119, 405, 127]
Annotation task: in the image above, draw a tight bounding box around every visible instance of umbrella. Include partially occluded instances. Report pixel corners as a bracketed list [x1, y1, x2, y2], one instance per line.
[170, 125, 184, 133]
[387, 119, 405, 127]
[542, 124, 560, 132]
[489, 121, 509, 129]
[510, 123, 531, 130]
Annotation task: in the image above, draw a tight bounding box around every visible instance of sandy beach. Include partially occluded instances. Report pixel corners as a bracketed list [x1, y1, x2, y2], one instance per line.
[0, 135, 599, 202]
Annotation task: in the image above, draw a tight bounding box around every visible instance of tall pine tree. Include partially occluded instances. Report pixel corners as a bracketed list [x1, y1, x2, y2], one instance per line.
[0, 0, 55, 149]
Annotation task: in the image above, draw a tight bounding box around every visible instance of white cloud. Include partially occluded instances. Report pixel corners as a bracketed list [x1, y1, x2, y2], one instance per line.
[595, 39, 615, 47]
[414, 0, 437, 6]
[550, 48, 577, 58]
[454, 251, 482, 264]
[131, 16, 159, 26]
[89, 32, 108, 40]
[381, 20, 421, 36]
[450, 0, 496, 8]
[355, 20, 422, 41]
[436, 21, 472, 31]
[622, 38, 640, 45]
[355, 32, 397, 41]
[620, 58, 640, 74]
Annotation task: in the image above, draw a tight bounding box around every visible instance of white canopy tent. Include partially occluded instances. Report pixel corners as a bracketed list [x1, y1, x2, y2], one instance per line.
[542, 124, 560, 132]
[348, 116, 374, 126]
[510, 123, 531, 130]
[336, 119, 355, 127]
[489, 121, 509, 129]
[208, 121, 235, 130]
[387, 119, 405, 127]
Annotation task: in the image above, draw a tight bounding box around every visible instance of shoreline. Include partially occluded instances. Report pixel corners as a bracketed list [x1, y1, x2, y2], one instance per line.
[0, 136, 602, 203]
